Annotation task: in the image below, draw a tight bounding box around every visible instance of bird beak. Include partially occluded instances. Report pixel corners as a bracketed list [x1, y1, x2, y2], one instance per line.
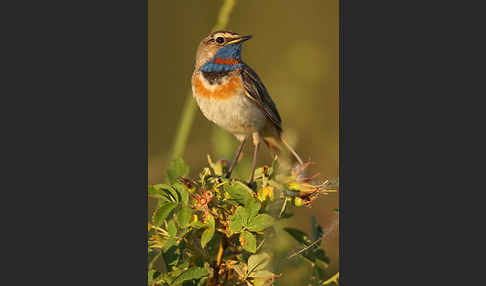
[226, 35, 252, 45]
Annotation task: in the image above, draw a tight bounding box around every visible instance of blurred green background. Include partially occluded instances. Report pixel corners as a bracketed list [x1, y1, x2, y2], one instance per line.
[149, 0, 339, 284]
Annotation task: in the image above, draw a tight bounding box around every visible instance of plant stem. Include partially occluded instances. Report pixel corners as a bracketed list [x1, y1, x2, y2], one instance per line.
[322, 272, 339, 285]
[169, 0, 238, 160]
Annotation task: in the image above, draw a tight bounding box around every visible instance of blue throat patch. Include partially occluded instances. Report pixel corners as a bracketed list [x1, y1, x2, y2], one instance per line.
[201, 44, 244, 72]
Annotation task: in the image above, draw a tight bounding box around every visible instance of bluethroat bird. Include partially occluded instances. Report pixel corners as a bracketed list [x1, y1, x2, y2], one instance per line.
[191, 30, 304, 185]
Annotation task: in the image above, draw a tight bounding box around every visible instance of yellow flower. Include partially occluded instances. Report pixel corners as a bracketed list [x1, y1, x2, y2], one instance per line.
[257, 186, 274, 202]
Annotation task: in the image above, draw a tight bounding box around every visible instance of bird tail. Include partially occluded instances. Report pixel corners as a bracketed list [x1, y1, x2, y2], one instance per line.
[263, 136, 304, 166]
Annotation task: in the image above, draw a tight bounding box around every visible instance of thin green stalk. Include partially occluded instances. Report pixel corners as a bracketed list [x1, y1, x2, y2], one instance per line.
[169, 0, 238, 160]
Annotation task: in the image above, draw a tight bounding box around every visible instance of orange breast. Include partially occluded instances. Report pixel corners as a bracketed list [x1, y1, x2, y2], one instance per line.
[193, 74, 242, 100]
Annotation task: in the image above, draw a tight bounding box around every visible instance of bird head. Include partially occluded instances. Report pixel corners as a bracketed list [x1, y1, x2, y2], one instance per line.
[195, 30, 252, 72]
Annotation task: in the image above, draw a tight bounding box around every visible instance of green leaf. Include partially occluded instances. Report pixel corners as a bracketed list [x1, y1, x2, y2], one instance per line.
[247, 214, 274, 232]
[311, 216, 323, 242]
[240, 231, 256, 253]
[207, 154, 223, 176]
[224, 181, 254, 205]
[283, 227, 311, 245]
[254, 277, 275, 286]
[313, 248, 330, 264]
[149, 184, 177, 202]
[197, 277, 208, 286]
[148, 269, 156, 285]
[171, 266, 210, 285]
[162, 244, 179, 266]
[176, 205, 193, 228]
[248, 252, 271, 273]
[173, 182, 189, 204]
[201, 215, 215, 249]
[167, 157, 190, 184]
[247, 199, 261, 218]
[152, 202, 177, 226]
[249, 270, 274, 278]
[148, 249, 161, 269]
[228, 206, 249, 233]
[269, 157, 279, 179]
[167, 220, 177, 236]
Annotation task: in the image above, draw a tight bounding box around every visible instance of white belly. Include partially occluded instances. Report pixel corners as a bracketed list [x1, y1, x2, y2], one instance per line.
[194, 91, 267, 137]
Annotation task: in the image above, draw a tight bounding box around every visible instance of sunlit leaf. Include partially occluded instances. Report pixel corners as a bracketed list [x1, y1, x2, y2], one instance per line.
[248, 252, 271, 273]
[249, 270, 274, 278]
[171, 266, 210, 285]
[224, 181, 254, 205]
[240, 231, 256, 253]
[176, 205, 193, 228]
[167, 220, 177, 236]
[201, 215, 215, 249]
[173, 182, 189, 204]
[228, 206, 249, 233]
[148, 269, 156, 285]
[207, 154, 223, 176]
[149, 184, 177, 202]
[247, 199, 261, 218]
[152, 202, 177, 227]
[247, 214, 274, 232]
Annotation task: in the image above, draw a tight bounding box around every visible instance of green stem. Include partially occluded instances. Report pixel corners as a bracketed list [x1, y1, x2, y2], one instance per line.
[169, 0, 238, 161]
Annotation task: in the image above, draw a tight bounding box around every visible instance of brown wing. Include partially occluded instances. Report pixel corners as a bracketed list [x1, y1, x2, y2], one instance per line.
[240, 64, 282, 133]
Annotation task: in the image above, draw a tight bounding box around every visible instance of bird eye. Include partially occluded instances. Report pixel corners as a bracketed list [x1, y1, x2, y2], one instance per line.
[216, 37, 224, 44]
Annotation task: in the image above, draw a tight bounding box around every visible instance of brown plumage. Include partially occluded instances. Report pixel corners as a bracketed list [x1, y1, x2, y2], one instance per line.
[191, 30, 303, 184]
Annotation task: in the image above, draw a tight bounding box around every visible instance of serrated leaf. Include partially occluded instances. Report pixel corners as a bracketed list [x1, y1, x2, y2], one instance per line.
[176, 205, 193, 228]
[173, 182, 189, 204]
[240, 231, 256, 253]
[228, 206, 249, 233]
[247, 199, 261, 218]
[247, 214, 274, 232]
[232, 263, 247, 278]
[171, 266, 210, 285]
[201, 215, 215, 248]
[224, 181, 254, 205]
[152, 202, 177, 226]
[167, 157, 190, 184]
[248, 252, 271, 273]
[167, 220, 177, 236]
[149, 184, 177, 202]
[283, 227, 311, 245]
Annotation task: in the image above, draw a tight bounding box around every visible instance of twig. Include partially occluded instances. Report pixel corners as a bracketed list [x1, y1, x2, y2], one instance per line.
[287, 238, 322, 260]
[322, 272, 339, 285]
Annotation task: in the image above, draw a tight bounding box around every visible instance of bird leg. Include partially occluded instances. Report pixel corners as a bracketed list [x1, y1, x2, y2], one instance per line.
[226, 136, 247, 179]
[248, 133, 260, 185]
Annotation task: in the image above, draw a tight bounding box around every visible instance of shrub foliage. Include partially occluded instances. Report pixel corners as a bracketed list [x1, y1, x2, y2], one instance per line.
[148, 156, 337, 286]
